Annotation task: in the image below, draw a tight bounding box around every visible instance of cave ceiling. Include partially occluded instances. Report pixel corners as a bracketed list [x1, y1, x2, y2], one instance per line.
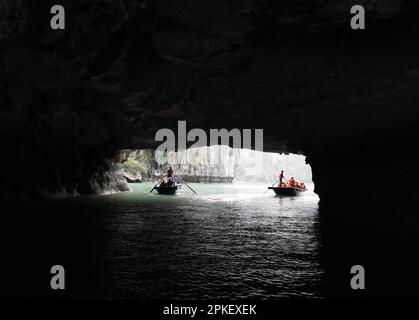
[1, 0, 419, 156]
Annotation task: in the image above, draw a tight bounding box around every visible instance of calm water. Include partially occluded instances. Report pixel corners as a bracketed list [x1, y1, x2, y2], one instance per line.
[28, 183, 323, 299]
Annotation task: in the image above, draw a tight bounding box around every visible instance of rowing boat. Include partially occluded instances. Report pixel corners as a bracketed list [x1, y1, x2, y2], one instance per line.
[268, 186, 307, 196]
[151, 179, 183, 195]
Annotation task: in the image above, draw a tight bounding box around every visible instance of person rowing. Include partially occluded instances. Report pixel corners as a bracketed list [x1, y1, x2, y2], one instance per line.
[278, 170, 285, 188]
[167, 166, 174, 178]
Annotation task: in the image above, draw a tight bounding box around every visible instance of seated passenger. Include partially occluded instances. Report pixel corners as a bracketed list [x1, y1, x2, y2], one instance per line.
[167, 177, 175, 186]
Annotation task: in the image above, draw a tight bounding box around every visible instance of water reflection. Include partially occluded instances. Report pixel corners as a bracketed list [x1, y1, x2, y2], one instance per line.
[83, 183, 323, 299]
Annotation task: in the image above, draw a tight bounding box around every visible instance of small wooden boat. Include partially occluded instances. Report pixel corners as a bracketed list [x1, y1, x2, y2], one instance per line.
[268, 186, 307, 196]
[152, 179, 183, 195]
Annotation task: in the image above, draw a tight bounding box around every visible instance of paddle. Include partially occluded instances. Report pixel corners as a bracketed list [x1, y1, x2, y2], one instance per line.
[263, 177, 289, 194]
[263, 178, 280, 194]
[149, 180, 161, 193]
[175, 176, 197, 194]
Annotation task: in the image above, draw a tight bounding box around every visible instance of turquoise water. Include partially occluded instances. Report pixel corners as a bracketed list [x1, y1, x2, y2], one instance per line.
[29, 183, 323, 299]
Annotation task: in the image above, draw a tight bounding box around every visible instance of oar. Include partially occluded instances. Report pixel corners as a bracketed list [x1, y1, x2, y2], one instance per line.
[263, 178, 280, 194]
[149, 181, 160, 193]
[175, 176, 197, 194]
[263, 177, 290, 194]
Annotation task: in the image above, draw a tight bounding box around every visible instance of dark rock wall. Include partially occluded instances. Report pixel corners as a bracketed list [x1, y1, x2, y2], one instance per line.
[1, 0, 419, 297]
[1, 2, 418, 197]
[1, 1, 418, 201]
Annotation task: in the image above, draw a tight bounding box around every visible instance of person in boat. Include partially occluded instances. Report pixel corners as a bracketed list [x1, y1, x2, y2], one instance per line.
[160, 177, 168, 187]
[289, 177, 295, 188]
[167, 166, 174, 178]
[167, 177, 174, 187]
[300, 182, 306, 189]
[278, 170, 285, 188]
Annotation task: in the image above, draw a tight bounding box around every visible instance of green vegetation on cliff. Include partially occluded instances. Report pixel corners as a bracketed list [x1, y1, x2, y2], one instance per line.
[122, 158, 147, 176]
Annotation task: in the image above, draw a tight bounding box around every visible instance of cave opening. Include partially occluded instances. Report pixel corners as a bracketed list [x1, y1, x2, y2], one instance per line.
[101, 146, 324, 299]
[120, 146, 316, 190]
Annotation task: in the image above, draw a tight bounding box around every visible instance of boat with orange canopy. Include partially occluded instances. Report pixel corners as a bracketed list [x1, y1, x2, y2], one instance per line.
[268, 186, 307, 196]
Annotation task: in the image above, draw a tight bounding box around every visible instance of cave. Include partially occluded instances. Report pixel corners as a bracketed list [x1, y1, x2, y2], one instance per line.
[120, 147, 314, 186]
[1, 0, 419, 301]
